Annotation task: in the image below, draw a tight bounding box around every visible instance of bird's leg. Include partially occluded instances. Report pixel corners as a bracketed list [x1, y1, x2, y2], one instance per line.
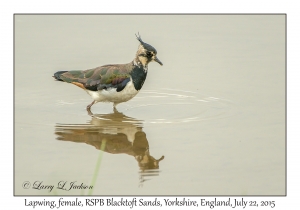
[86, 100, 96, 111]
[113, 103, 120, 113]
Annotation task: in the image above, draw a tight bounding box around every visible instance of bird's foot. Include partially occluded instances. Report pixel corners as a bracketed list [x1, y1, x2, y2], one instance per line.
[87, 108, 93, 116]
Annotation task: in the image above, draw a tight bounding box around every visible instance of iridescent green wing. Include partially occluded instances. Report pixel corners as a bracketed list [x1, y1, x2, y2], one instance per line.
[57, 64, 132, 92]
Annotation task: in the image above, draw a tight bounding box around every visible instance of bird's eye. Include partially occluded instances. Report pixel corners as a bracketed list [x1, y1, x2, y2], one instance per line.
[146, 52, 152, 57]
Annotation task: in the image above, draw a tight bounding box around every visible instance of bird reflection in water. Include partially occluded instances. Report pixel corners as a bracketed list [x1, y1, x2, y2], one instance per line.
[54, 109, 164, 186]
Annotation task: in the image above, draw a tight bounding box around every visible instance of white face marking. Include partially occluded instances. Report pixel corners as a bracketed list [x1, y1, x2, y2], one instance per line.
[138, 55, 148, 67]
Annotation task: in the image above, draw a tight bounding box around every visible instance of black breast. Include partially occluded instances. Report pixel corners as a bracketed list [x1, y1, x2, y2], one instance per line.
[130, 66, 148, 91]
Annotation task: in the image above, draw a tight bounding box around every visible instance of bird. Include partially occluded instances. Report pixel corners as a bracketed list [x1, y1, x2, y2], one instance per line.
[53, 33, 163, 111]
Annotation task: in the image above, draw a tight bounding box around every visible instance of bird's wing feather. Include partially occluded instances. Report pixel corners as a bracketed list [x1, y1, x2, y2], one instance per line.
[57, 64, 131, 92]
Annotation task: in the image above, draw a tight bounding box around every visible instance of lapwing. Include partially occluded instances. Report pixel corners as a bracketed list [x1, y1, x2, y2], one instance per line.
[53, 34, 163, 111]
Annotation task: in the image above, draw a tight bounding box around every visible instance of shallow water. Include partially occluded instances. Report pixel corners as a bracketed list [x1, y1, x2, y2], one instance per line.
[14, 15, 285, 195]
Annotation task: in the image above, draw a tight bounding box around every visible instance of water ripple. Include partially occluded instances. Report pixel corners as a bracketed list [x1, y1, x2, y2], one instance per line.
[123, 88, 237, 124]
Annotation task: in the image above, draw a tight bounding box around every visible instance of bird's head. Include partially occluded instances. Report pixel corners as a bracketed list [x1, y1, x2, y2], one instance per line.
[135, 33, 163, 67]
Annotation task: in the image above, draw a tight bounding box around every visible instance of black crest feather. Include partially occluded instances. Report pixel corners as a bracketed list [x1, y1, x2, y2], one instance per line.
[135, 32, 144, 44]
[135, 32, 157, 53]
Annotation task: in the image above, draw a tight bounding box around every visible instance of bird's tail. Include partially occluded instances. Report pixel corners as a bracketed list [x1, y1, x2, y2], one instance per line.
[53, 71, 68, 81]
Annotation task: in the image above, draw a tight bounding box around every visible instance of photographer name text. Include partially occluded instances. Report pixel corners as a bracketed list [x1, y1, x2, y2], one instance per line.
[22, 181, 93, 192]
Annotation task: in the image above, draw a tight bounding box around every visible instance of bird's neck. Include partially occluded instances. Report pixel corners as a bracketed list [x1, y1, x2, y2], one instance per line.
[134, 56, 148, 69]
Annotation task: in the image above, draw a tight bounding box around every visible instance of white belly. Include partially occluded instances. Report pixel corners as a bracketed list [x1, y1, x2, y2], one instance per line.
[86, 79, 139, 104]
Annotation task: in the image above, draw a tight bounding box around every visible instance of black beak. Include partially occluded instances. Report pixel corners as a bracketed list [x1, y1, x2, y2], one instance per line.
[154, 57, 163, 66]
